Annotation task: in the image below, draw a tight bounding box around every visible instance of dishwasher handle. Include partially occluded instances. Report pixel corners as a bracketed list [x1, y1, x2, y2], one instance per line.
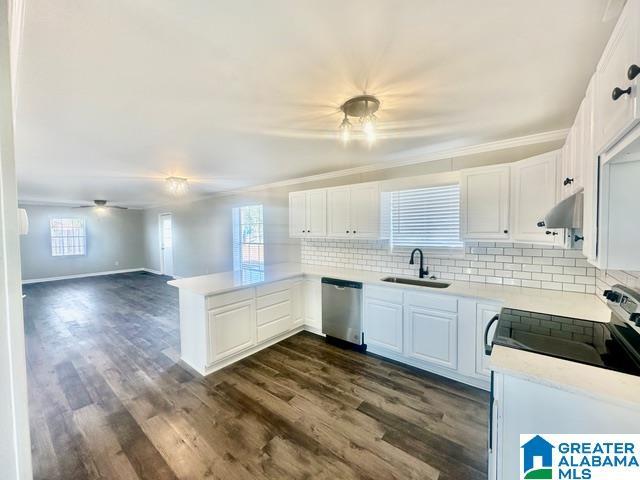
[484, 314, 499, 355]
[321, 277, 363, 289]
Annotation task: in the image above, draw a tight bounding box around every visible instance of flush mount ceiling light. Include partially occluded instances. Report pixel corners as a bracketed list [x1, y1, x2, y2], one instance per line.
[338, 94, 380, 145]
[165, 176, 189, 196]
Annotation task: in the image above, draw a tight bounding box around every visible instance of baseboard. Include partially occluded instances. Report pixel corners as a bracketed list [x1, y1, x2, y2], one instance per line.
[22, 268, 161, 284]
[142, 268, 163, 275]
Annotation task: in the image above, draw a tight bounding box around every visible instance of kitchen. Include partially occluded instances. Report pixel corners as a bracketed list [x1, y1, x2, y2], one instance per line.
[3, 1, 640, 479]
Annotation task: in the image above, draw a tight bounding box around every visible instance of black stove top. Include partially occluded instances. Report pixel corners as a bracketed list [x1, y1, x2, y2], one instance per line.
[492, 307, 640, 376]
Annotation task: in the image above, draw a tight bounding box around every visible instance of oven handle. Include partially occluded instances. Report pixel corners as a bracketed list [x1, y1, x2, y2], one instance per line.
[484, 314, 499, 355]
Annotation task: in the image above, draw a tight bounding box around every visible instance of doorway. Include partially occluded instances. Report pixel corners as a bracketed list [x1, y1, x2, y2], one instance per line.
[159, 213, 174, 277]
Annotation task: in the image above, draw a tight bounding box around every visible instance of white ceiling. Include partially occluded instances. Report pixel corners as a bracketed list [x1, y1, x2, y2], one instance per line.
[15, 0, 617, 208]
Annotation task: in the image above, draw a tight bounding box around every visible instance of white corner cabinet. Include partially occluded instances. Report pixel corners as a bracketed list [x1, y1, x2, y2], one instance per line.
[289, 182, 386, 240]
[363, 284, 500, 389]
[460, 151, 561, 245]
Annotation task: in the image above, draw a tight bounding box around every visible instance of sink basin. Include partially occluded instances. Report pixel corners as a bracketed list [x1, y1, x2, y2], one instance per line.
[381, 277, 451, 289]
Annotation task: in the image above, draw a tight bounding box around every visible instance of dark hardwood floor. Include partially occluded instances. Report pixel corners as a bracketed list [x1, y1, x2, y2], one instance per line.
[23, 272, 488, 480]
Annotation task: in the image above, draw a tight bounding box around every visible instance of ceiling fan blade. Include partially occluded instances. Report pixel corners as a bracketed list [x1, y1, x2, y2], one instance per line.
[72, 205, 92, 209]
[109, 206, 129, 210]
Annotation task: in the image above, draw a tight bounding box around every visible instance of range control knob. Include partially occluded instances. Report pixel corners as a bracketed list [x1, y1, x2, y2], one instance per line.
[603, 290, 621, 302]
[630, 313, 640, 327]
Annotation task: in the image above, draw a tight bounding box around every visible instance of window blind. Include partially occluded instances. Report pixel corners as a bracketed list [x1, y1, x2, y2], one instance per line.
[50, 218, 86, 256]
[390, 184, 463, 250]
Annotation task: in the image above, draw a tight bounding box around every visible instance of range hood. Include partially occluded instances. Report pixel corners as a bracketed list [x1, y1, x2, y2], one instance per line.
[542, 191, 583, 229]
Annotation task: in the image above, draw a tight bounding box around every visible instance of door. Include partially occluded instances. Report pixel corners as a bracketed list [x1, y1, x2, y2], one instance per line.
[207, 299, 256, 363]
[460, 166, 510, 240]
[350, 183, 380, 238]
[364, 297, 403, 353]
[510, 151, 559, 244]
[404, 305, 458, 369]
[306, 189, 327, 237]
[326, 187, 351, 237]
[289, 191, 307, 238]
[476, 303, 501, 377]
[159, 213, 174, 277]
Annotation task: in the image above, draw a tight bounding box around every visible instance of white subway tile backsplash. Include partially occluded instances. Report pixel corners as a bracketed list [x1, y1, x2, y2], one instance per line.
[301, 239, 597, 294]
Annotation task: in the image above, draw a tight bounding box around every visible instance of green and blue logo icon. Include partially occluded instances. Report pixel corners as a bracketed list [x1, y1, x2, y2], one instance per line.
[521, 435, 554, 479]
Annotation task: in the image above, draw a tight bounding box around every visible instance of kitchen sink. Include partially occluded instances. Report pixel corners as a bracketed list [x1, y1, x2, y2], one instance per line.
[381, 277, 451, 289]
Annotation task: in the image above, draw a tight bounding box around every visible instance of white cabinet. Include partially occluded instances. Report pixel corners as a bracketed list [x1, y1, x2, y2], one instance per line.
[403, 292, 458, 370]
[303, 277, 322, 333]
[363, 286, 403, 354]
[291, 280, 304, 328]
[510, 151, 559, 244]
[476, 303, 500, 378]
[460, 165, 510, 240]
[594, 0, 640, 154]
[207, 298, 256, 363]
[327, 182, 382, 239]
[288, 189, 326, 238]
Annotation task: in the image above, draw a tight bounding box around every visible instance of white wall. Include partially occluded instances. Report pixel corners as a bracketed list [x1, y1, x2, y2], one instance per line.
[19, 204, 146, 280]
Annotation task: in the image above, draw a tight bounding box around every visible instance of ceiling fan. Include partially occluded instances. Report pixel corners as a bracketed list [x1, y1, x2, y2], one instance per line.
[73, 200, 128, 210]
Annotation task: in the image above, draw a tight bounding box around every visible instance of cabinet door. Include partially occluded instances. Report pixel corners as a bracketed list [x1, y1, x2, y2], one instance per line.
[306, 189, 327, 237]
[594, 0, 640, 153]
[461, 166, 510, 240]
[364, 297, 403, 353]
[350, 183, 380, 238]
[303, 278, 322, 332]
[404, 305, 457, 369]
[582, 80, 598, 262]
[476, 303, 500, 377]
[326, 187, 351, 238]
[208, 299, 256, 363]
[289, 191, 307, 238]
[291, 281, 304, 328]
[510, 151, 559, 244]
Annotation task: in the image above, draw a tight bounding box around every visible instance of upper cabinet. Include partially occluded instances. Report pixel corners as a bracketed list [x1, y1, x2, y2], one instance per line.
[288, 189, 327, 238]
[327, 182, 382, 239]
[460, 165, 510, 240]
[594, 0, 640, 154]
[510, 151, 559, 244]
[289, 182, 384, 240]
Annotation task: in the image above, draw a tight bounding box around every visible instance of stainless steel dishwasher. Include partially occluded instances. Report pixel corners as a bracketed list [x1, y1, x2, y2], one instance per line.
[321, 277, 364, 348]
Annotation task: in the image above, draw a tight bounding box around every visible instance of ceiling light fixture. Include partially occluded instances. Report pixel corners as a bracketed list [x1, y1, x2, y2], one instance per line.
[165, 176, 189, 196]
[338, 94, 380, 146]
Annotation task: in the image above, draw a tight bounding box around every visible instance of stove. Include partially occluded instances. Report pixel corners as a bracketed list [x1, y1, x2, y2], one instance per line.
[485, 284, 640, 377]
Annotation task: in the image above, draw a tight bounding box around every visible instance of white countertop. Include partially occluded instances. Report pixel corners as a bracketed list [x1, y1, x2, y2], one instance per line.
[168, 262, 611, 322]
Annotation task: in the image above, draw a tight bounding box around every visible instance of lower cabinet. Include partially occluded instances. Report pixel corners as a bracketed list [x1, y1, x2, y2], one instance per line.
[207, 298, 256, 363]
[363, 287, 403, 353]
[303, 277, 322, 332]
[363, 286, 497, 389]
[404, 305, 458, 369]
[291, 280, 304, 328]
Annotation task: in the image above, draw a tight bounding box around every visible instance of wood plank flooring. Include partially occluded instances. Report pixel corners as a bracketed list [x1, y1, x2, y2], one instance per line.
[23, 272, 489, 480]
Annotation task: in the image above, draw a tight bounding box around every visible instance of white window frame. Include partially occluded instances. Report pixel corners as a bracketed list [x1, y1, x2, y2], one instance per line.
[389, 183, 464, 256]
[232, 204, 264, 271]
[50, 218, 87, 256]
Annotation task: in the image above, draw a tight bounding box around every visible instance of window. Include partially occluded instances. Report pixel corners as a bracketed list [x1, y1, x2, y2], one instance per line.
[50, 218, 86, 256]
[233, 205, 264, 271]
[390, 184, 463, 252]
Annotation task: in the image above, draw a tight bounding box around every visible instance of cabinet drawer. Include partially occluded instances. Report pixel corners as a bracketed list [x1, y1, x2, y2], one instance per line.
[256, 278, 298, 297]
[206, 288, 254, 309]
[256, 289, 290, 310]
[365, 285, 403, 304]
[256, 299, 291, 326]
[405, 291, 458, 313]
[257, 314, 292, 343]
